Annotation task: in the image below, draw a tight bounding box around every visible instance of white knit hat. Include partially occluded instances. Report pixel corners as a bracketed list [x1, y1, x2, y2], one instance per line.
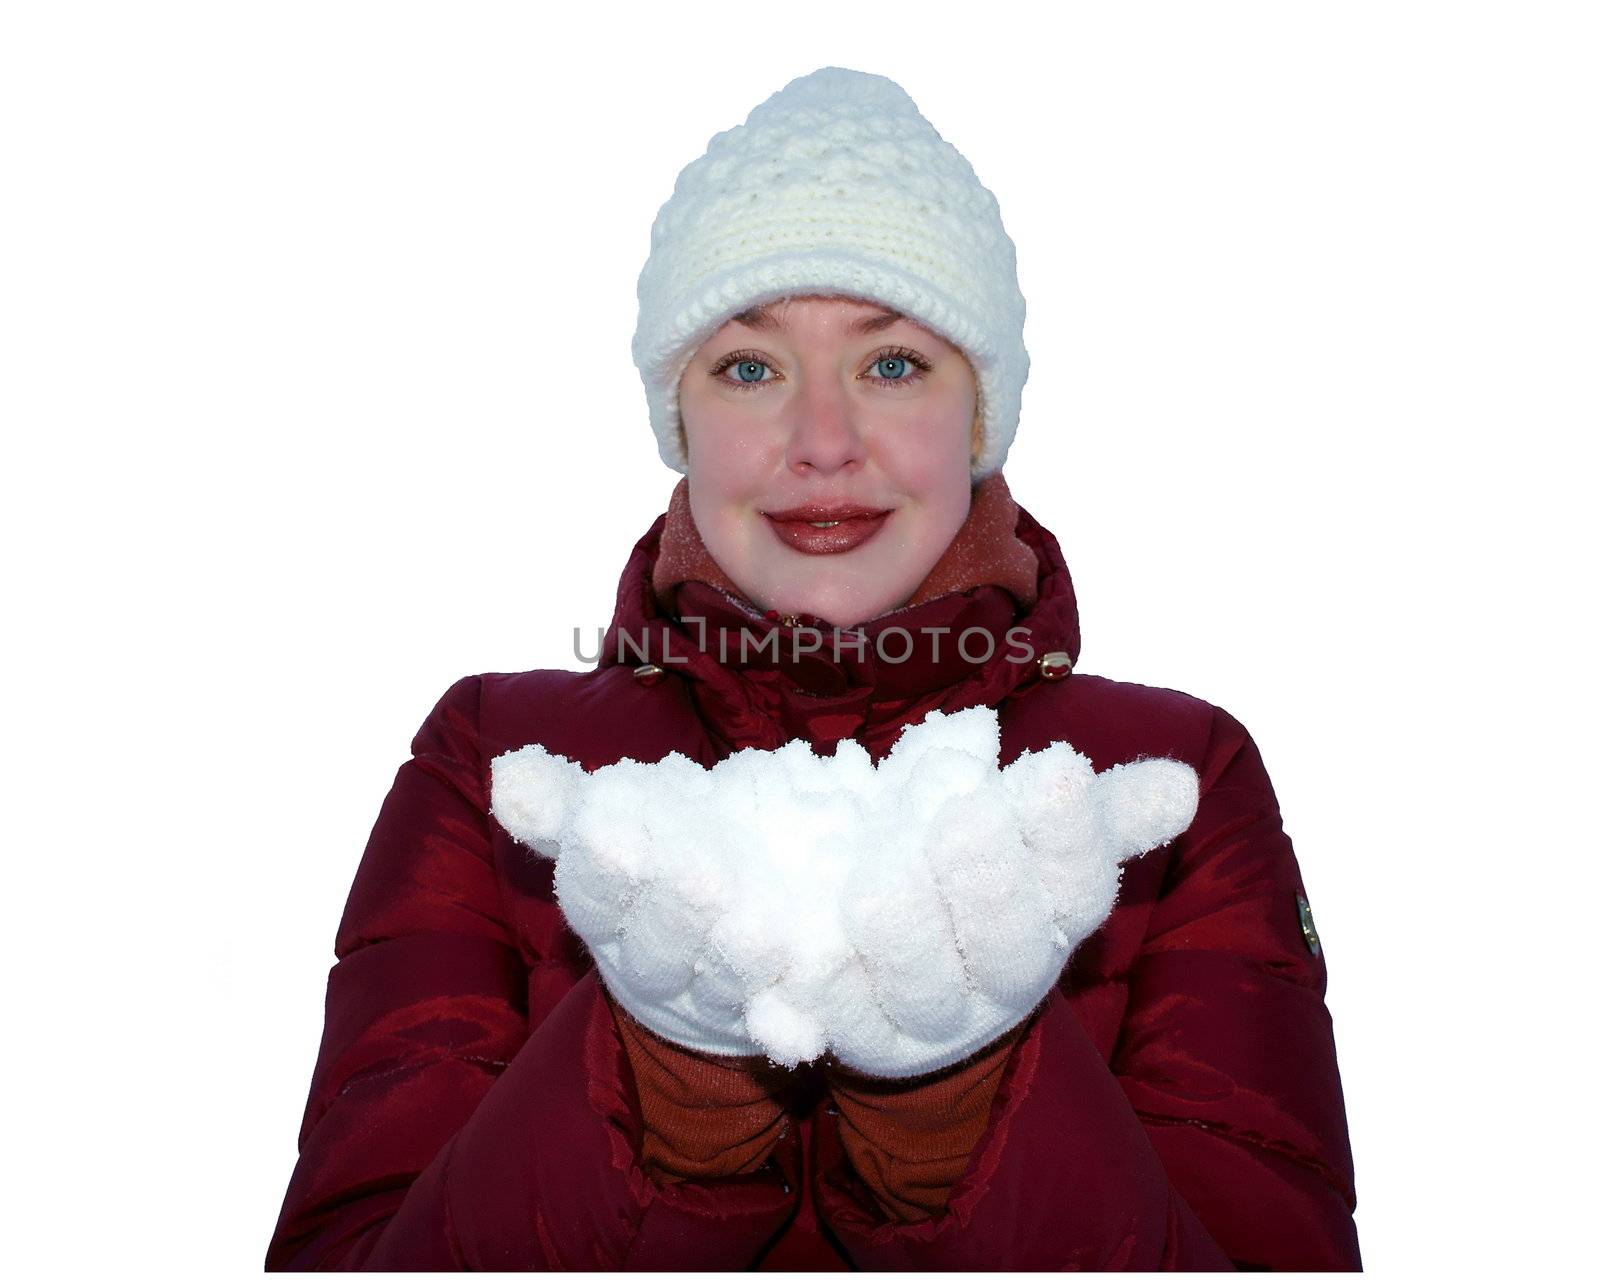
[631, 66, 1029, 480]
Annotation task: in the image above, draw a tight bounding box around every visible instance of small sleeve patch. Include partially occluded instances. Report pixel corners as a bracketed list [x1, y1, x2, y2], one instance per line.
[1296, 892, 1322, 957]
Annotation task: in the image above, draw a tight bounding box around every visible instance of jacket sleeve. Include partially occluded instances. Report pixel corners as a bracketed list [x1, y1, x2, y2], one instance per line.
[264, 675, 799, 1271]
[810, 703, 1361, 1270]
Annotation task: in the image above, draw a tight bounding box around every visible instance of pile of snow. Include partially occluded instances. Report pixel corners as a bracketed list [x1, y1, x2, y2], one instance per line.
[489, 704, 1198, 1078]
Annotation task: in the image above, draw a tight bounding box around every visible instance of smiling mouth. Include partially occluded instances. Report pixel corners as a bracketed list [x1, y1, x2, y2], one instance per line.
[761, 507, 894, 556]
[761, 502, 893, 523]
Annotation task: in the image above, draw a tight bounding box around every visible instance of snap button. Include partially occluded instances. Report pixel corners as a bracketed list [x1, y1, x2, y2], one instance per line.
[632, 662, 666, 687]
[1038, 651, 1074, 680]
[1296, 892, 1322, 957]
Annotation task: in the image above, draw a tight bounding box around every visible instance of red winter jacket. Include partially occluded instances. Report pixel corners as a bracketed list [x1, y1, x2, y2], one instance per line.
[264, 501, 1361, 1270]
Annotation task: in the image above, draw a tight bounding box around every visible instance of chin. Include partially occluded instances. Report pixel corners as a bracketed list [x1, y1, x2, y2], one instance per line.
[792, 578, 915, 630]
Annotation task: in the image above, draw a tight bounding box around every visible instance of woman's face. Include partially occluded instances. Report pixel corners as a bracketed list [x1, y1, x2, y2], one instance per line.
[678, 294, 979, 630]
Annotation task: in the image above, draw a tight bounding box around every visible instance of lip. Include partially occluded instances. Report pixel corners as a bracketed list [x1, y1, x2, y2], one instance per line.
[762, 503, 893, 556]
[762, 502, 891, 522]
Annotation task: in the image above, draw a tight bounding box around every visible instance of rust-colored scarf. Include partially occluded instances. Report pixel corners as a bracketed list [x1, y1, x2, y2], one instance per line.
[650, 470, 1040, 618]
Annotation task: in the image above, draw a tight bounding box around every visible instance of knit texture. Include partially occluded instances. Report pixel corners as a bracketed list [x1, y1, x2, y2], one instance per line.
[608, 980, 1027, 1223]
[631, 66, 1029, 480]
[651, 470, 1040, 619]
[826, 1017, 1031, 1221]
[607, 990, 794, 1185]
[489, 704, 1200, 1078]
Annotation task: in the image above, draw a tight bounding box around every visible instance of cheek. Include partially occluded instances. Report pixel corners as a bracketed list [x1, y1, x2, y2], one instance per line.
[683, 398, 764, 493]
[685, 416, 777, 559]
[877, 400, 975, 495]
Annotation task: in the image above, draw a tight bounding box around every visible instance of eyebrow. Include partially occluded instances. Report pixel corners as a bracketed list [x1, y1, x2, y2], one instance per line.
[729, 304, 906, 336]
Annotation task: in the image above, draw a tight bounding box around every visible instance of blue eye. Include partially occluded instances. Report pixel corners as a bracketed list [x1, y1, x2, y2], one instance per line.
[866, 346, 931, 385]
[729, 359, 772, 384]
[713, 346, 929, 392]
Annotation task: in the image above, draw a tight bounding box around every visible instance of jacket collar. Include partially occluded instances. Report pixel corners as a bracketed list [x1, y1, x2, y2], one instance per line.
[597, 498, 1082, 757]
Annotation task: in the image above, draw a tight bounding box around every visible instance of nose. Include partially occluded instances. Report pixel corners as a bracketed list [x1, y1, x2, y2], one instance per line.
[782, 373, 866, 476]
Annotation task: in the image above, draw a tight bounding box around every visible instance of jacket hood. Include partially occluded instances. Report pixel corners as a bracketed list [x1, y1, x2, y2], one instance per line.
[597, 500, 1082, 758]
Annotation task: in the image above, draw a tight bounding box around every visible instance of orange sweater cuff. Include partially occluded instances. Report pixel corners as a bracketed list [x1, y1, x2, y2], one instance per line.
[604, 979, 1030, 1222]
[607, 989, 796, 1184]
[820, 1020, 1029, 1222]
[608, 983, 1024, 1220]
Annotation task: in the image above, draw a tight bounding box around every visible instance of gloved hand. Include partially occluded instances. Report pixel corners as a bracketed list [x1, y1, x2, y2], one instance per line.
[490, 704, 1197, 1079]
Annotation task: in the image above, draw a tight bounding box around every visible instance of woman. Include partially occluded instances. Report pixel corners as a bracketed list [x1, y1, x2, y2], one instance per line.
[265, 67, 1360, 1270]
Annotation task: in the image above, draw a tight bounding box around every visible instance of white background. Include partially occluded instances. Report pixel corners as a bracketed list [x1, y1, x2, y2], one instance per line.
[5, 1, 1594, 1273]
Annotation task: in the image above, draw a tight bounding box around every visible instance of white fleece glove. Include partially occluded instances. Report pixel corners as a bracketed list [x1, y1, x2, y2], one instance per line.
[489, 705, 1198, 1079]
